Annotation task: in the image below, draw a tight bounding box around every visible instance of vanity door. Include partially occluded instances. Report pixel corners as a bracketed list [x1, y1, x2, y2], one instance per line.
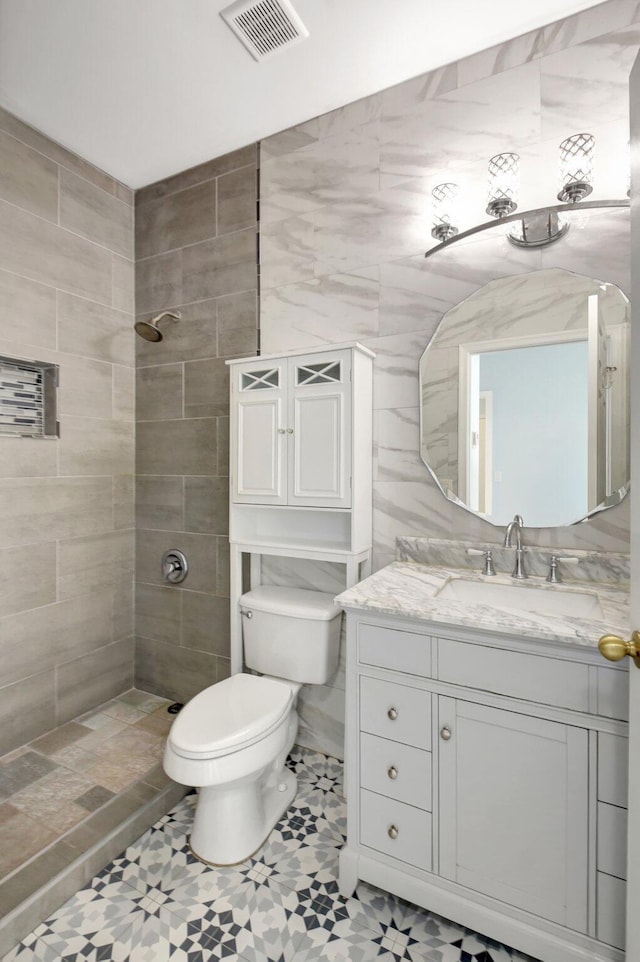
[438, 697, 589, 932]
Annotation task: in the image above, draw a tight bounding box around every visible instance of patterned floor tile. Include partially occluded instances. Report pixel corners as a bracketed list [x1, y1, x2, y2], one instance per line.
[163, 872, 309, 962]
[289, 923, 423, 962]
[394, 906, 531, 962]
[259, 825, 343, 896]
[95, 900, 197, 962]
[35, 878, 148, 956]
[1, 937, 61, 962]
[287, 782, 346, 842]
[286, 748, 343, 795]
[4, 747, 541, 962]
[102, 820, 210, 898]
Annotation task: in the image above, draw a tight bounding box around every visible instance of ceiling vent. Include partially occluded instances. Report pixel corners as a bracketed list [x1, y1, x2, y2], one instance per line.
[220, 0, 309, 62]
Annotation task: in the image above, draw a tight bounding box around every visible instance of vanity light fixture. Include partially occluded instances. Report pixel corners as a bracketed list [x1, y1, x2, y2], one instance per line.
[430, 182, 460, 241]
[486, 152, 520, 218]
[557, 133, 594, 203]
[425, 131, 627, 258]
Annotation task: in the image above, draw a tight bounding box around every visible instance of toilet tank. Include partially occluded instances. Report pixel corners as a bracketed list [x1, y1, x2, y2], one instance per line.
[239, 586, 341, 684]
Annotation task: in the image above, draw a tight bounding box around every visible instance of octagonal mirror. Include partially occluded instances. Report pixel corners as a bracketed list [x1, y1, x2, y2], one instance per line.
[419, 268, 630, 528]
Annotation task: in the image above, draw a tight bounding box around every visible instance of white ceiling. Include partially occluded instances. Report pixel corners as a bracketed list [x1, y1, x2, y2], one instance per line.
[0, 0, 606, 189]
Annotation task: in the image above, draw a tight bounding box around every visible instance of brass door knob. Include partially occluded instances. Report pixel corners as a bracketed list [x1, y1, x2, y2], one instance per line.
[598, 631, 640, 668]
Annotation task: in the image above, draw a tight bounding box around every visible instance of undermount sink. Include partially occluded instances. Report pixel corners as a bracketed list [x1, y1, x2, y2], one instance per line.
[434, 576, 604, 619]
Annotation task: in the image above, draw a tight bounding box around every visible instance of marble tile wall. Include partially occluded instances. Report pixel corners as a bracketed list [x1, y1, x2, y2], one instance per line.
[259, 0, 639, 755]
[0, 108, 135, 756]
[134, 147, 258, 702]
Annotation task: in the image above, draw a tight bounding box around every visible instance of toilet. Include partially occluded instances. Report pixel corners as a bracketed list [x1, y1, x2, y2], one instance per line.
[163, 585, 342, 865]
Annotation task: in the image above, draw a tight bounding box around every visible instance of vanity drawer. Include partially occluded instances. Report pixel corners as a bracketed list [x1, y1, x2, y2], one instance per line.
[598, 733, 628, 808]
[438, 639, 590, 712]
[360, 732, 432, 810]
[597, 872, 625, 950]
[360, 789, 432, 870]
[597, 802, 627, 880]
[360, 676, 431, 749]
[358, 622, 431, 676]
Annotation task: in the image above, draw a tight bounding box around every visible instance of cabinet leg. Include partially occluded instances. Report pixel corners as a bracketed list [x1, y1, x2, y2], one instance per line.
[230, 545, 244, 676]
[338, 847, 359, 898]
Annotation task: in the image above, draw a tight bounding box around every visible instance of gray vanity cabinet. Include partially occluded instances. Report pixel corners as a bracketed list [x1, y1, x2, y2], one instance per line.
[339, 613, 629, 962]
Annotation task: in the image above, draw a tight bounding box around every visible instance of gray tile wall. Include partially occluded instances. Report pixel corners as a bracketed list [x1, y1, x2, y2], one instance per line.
[134, 146, 258, 702]
[259, 0, 638, 756]
[0, 107, 135, 755]
[260, 1, 637, 569]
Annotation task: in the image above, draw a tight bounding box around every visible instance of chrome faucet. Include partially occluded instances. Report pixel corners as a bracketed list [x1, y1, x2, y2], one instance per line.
[503, 514, 526, 579]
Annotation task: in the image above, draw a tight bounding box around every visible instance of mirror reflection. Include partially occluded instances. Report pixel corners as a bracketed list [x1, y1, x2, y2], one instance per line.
[419, 268, 630, 528]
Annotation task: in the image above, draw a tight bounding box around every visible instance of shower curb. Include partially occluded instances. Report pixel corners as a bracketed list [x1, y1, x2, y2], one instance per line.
[0, 772, 187, 959]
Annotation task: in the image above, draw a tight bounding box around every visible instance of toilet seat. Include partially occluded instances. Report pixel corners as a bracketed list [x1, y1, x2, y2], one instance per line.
[168, 673, 293, 760]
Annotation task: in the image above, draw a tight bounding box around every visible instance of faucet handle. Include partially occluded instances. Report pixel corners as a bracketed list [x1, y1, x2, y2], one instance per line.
[546, 554, 579, 583]
[467, 547, 497, 576]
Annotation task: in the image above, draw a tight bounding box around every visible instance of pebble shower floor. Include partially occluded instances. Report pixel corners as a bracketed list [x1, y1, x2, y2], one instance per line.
[3, 747, 537, 962]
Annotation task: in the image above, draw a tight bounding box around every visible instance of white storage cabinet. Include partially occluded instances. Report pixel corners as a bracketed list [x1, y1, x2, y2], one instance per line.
[227, 344, 375, 674]
[231, 349, 352, 508]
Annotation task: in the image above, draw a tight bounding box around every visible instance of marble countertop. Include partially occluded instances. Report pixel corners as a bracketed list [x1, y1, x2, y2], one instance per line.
[335, 561, 629, 649]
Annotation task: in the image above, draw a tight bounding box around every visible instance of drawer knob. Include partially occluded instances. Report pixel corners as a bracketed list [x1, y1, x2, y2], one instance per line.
[388, 824, 399, 840]
[440, 726, 452, 741]
[387, 707, 398, 720]
[387, 766, 398, 780]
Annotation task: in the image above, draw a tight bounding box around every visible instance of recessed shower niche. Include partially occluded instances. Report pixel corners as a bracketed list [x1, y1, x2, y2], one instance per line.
[0, 353, 59, 439]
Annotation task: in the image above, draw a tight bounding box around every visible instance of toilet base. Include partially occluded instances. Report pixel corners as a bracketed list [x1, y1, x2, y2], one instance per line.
[189, 766, 297, 866]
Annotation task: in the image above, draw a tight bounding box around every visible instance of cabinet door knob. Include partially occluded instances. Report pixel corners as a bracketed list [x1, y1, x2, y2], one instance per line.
[440, 726, 452, 741]
[387, 824, 399, 840]
[287, 427, 294, 434]
[387, 766, 398, 780]
[598, 631, 640, 668]
[387, 707, 398, 720]
[278, 428, 286, 434]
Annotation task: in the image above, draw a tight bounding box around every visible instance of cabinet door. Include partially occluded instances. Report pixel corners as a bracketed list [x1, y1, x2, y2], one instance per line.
[231, 361, 287, 504]
[439, 697, 589, 933]
[287, 351, 351, 507]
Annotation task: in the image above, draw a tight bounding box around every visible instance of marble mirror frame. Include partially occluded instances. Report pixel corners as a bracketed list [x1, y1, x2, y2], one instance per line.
[419, 263, 630, 529]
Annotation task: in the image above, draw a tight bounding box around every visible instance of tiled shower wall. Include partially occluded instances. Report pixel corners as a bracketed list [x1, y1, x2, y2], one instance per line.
[259, 0, 638, 755]
[134, 146, 258, 702]
[0, 107, 135, 756]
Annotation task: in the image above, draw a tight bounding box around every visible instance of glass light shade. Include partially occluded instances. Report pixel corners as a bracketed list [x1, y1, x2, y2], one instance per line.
[431, 183, 460, 241]
[558, 133, 594, 203]
[486, 152, 520, 217]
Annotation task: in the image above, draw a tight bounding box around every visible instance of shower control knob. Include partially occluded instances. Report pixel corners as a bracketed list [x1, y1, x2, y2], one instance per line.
[388, 825, 399, 840]
[387, 766, 398, 780]
[162, 549, 188, 585]
[387, 707, 398, 721]
[440, 726, 452, 741]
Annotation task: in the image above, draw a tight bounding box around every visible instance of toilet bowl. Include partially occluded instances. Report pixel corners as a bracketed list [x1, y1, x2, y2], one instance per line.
[163, 586, 342, 865]
[164, 672, 300, 864]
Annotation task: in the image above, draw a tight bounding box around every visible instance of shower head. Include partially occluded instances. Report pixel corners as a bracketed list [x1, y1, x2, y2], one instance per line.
[134, 311, 181, 342]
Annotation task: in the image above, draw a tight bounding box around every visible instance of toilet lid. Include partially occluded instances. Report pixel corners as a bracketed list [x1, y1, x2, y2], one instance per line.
[168, 673, 293, 758]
